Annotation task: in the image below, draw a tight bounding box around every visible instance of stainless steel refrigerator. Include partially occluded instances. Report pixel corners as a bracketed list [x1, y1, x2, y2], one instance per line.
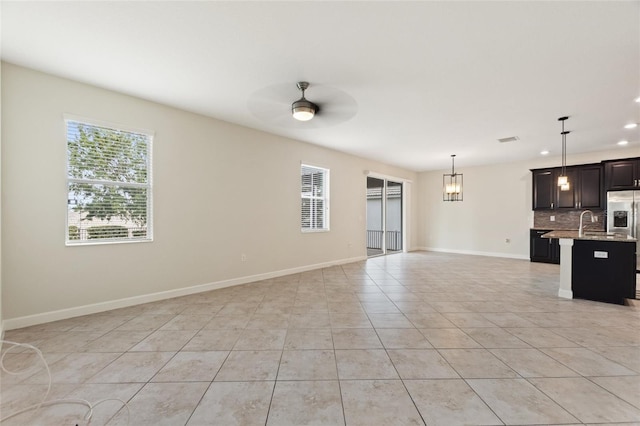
[607, 190, 640, 272]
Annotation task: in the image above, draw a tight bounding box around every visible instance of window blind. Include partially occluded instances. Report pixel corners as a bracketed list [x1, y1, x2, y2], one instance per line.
[66, 119, 152, 244]
[301, 164, 329, 231]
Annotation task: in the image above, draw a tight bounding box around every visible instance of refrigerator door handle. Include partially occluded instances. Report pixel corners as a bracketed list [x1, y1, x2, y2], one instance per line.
[631, 191, 639, 239]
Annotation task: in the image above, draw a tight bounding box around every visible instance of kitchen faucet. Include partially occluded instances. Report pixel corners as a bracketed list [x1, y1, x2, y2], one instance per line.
[578, 210, 595, 237]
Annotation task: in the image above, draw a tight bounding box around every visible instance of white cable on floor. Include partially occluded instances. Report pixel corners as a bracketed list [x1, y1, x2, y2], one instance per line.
[0, 340, 130, 425]
[1, 339, 51, 420]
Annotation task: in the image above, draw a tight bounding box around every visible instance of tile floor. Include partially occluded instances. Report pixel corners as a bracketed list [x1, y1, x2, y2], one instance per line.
[1, 251, 640, 425]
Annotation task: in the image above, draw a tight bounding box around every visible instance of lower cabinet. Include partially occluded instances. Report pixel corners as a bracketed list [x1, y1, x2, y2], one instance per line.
[572, 239, 636, 305]
[530, 229, 560, 264]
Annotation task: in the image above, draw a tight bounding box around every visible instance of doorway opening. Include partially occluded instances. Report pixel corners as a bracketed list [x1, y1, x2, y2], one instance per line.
[366, 177, 403, 257]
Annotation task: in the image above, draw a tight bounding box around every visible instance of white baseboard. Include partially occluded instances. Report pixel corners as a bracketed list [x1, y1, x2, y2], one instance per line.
[558, 289, 573, 299]
[416, 247, 529, 260]
[3, 255, 367, 331]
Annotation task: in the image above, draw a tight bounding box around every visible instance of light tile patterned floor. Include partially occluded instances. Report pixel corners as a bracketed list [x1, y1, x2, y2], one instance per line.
[2, 251, 640, 425]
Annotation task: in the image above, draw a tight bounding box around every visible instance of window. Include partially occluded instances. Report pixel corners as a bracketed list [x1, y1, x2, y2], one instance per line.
[66, 117, 152, 244]
[301, 164, 329, 232]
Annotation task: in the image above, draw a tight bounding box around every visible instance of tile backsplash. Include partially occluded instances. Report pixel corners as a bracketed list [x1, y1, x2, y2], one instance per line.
[533, 210, 606, 231]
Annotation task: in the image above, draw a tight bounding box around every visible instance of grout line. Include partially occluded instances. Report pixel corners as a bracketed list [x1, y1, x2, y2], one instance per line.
[328, 275, 349, 426]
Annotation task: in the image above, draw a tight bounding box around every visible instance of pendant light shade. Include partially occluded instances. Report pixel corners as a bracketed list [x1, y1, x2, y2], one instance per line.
[292, 82, 318, 121]
[557, 116, 571, 191]
[443, 154, 463, 201]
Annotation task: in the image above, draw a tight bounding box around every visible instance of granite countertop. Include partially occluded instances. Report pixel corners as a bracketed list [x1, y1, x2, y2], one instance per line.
[532, 227, 573, 231]
[541, 230, 637, 242]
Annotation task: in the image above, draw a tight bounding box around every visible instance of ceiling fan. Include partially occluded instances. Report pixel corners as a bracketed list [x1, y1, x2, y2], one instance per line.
[247, 81, 357, 128]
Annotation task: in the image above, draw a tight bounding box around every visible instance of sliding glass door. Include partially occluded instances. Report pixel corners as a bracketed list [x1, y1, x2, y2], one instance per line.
[366, 177, 384, 256]
[385, 180, 403, 254]
[366, 177, 403, 257]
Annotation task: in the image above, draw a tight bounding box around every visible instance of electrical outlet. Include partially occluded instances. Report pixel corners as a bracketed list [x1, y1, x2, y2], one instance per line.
[241, 254, 247, 262]
[550, 216, 555, 221]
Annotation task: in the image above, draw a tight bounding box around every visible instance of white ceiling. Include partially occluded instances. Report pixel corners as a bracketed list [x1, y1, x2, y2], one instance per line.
[2, 1, 639, 171]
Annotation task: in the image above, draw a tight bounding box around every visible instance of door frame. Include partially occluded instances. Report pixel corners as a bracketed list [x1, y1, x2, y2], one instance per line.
[365, 171, 410, 256]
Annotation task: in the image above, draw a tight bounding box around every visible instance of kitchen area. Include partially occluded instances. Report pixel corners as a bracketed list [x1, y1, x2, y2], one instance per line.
[530, 157, 639, 305]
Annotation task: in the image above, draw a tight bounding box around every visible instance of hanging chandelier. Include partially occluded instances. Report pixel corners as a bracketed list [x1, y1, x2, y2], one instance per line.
[443, 154, 463, 201]
[557, 116, 571, 191]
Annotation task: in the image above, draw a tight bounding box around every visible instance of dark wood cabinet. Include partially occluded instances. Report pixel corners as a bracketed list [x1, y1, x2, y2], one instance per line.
[532, 169, 555, 210]
[572, 239, 636, 304]
[556, 168, 578, 209]
[576, 165, 604, 209]
[604, 158, 640, 191]
[532, 164, 603, 210]
[530, 229, 560, 264]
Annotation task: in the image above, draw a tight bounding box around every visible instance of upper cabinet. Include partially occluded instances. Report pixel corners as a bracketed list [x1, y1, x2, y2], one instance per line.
[532, 164, 603, 210]
[576, 165, 604, 209]
[555, 168, 579, 209]
[604, 158, 640, 191]
[532, 157, 640, 211]
[532, 169, 555, 209]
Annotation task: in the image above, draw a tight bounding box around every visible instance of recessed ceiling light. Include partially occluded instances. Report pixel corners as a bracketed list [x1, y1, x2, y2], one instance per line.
[540, 150, 550, 155]
[624, 123, 638, 129]
[635, 97, 640, 103]
[618, 140, 629, 145]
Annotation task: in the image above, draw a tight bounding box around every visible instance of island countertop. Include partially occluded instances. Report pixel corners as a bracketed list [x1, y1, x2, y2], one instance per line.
[541, 230, 636, 243]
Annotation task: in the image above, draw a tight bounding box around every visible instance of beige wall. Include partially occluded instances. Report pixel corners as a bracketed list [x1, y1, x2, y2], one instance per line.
[1, 63, 418, 327]
[0, 60, 3, 336]
[417, 147, 639, 258]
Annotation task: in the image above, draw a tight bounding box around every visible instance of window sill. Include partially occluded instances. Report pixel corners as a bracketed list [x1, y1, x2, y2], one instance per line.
[66, 238, 153, 247]
[301, 228, 330, 233]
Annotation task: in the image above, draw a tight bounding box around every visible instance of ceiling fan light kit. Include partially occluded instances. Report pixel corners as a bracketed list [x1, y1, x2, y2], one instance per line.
[292, 81, 318, 121]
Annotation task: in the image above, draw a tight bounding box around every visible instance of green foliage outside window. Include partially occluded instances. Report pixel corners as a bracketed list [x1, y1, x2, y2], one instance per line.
[87, 225, 129, 240]
[67, 121, 150, 236]
[68, 225, 80, 240]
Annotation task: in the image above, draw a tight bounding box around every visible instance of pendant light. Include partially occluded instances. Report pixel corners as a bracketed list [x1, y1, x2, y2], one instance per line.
[292, 82, 318, 121]
[557, 116, 570, 191]
[443, 154, 463, 201]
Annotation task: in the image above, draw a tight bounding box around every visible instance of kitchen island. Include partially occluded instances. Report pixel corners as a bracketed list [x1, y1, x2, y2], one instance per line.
[542, 230, 637, 304]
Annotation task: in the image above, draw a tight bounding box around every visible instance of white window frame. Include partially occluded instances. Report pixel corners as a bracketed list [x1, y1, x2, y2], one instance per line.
[65, 115, 153, 246]
[301, 164, 330, 232]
